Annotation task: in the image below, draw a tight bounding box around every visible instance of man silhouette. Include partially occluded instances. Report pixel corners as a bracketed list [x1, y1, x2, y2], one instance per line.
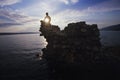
[44, 12, 51, 24]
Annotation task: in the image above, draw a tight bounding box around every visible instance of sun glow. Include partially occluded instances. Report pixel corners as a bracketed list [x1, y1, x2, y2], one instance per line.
[45, 18, 49, 23]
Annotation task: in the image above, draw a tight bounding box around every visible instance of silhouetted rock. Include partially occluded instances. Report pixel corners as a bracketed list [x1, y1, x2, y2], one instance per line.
[40, 21, 101, 65]
[39, 21, 120, 80]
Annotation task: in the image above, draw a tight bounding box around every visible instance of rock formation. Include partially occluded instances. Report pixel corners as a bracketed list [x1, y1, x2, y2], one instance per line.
[39, 21, 120, 80]
[40, 21, 101, 65]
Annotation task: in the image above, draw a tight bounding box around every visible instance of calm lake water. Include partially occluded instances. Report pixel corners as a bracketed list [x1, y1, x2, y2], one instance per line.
[0, 31, 119, 56]
[0, 34, 48, 80]
[100, 31, 120, 46]
[0, 34, 47, 53]
[0, 31, 120, 79]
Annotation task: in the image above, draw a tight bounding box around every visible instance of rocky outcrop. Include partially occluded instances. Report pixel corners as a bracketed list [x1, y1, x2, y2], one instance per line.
[39, 21, 120, 80]
[40, 21, 101, 65]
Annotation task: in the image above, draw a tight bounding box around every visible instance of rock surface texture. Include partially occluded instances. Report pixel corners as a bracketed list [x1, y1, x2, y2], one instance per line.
[40, 21, 101, 65]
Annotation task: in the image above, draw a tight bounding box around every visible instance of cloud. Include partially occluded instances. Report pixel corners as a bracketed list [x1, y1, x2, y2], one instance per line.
[20, 0, 80, 29]
[52, 0, 120, 29]
[21, 0, 62, 17]
[0, 7, 39, 32]
[60, 0, 79, 4]
[60, 0, 69, 4]
[0, 8, 38, 24]
[0, 0, 119, 32]
[87, 0, 120, 12]
[0, 23, 22, 27]
[71, 0, 79, 4]
[51, 9, 89, 29]
[0, 0, 21, 7]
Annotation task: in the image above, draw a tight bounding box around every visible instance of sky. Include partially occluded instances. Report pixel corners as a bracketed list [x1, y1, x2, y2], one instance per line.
[0, 0, 120, 32]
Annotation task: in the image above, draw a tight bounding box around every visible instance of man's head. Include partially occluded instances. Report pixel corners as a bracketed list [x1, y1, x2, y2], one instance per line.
[46, 12, 48, 16]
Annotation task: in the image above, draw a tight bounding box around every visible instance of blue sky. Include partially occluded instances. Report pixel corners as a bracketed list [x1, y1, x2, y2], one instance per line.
[0, 0, 120, 32]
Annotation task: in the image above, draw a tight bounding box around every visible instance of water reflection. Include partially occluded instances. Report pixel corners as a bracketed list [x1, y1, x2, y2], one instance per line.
[35, 51, 43, 60]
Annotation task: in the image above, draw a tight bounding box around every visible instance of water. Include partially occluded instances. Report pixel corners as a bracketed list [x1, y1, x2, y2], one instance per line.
[0, 31, 119, 57]
[0, 34, 47, 52]
[0, 34, 49, 80]
[100, 31, 120, 46]
[0, 31, 120, 79]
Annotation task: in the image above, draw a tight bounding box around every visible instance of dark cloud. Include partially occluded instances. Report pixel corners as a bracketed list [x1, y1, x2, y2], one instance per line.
[0, 7, 38, 28]
[0, 23, 22, 27]
[0, 16, 14, 22]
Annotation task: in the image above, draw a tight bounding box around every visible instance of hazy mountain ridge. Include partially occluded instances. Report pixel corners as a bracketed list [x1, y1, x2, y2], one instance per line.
[101, 24, 120, 31]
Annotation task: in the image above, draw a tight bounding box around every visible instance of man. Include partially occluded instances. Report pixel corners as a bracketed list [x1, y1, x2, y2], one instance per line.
[44, 12, 51, 24]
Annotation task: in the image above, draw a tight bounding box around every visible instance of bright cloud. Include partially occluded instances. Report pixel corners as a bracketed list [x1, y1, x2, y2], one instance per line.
[71, 0, 79, 4]
[60, 0, 69, 4]
[21, 0, 61, 17]
[0, 0, 21, 7]
[60, 0, 79, 4]
[51, 9, 88, 29]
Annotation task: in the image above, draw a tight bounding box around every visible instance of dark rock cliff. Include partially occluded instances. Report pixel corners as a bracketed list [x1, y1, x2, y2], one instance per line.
[40, 21, 101, 65]
[39, 21, 120, 80]
[40, 22, 119, 80]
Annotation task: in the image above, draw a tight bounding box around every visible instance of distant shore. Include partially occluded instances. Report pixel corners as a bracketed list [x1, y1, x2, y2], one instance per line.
[0, 32, 39, 35]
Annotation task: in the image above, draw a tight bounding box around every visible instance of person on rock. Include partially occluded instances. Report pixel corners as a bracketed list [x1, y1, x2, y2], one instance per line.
[44, 12, 51, 24]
